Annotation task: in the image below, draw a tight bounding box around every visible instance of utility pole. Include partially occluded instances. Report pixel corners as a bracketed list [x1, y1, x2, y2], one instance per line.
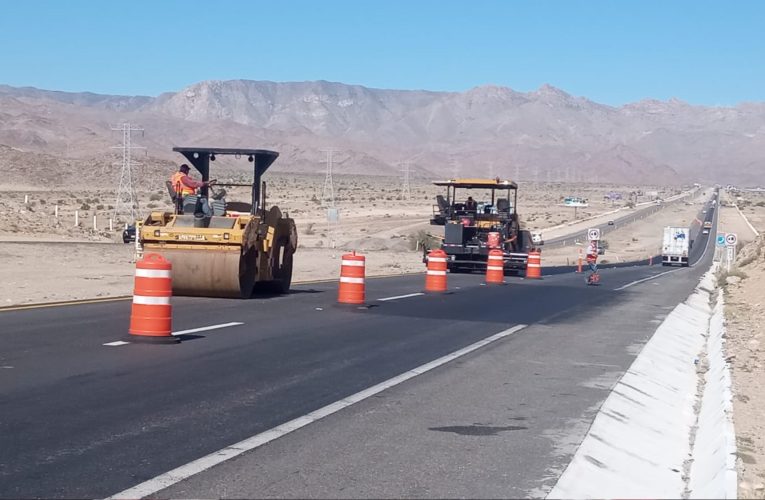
[400, 161, 411, 200]
[111, 123, 145, 223]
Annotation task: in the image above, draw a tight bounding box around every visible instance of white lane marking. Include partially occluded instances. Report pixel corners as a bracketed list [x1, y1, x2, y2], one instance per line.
[377, 292, 425, 302]
[103, 323, 244, 346]
[107, 323, 528, 500]
[614, 269, 681, 291]
[171, 322, 244, 336]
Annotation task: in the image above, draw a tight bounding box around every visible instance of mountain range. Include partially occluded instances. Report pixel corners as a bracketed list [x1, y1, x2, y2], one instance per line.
[1, 79, 764, 187]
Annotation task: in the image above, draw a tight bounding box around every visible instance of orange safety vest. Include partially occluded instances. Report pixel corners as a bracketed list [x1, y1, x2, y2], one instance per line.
[170, 172, 196, 197]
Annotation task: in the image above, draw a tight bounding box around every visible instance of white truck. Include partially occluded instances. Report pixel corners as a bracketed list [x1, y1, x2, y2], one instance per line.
[662, 226, 691, 267]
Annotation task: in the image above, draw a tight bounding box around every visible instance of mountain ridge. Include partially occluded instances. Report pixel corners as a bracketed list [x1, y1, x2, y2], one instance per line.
[1, 79, 764, 185]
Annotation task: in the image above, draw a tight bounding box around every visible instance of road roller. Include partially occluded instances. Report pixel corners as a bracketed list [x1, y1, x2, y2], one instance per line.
[138, 147, 298, 298]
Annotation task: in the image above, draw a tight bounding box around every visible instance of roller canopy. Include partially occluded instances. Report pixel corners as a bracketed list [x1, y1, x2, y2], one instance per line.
[433, 178, 518, 189]
[172, 147, 280, 215]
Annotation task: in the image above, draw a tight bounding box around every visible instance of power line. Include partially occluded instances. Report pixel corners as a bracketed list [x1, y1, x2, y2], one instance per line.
[111, 123, 145, 222]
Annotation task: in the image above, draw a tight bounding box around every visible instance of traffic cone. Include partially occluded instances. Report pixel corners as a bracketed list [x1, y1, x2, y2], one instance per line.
[485, 249, 504, 284]
[338, 252, 365, 304]
[525, 250, 542, 279]
[425, 249, 448, 292]
[128, 253, 177, 343]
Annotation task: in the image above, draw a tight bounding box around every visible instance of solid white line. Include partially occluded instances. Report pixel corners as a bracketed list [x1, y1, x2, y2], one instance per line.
[107, 323, 528, 500]
[377, 292, 425, 302]
[171, 322, 244, 336]
[103, 341, 130, 347]
[614, 269, 681, 291]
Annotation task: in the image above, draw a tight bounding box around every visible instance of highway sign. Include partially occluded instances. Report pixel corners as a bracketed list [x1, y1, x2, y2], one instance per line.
[587, 228, 601, 241]
[725, 233, 738, 247]
[716, 234, 726, 247]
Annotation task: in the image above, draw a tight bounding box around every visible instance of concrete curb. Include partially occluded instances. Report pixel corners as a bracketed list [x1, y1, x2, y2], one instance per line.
[547, 264, 726, 499]
[688, 288, 737, 498]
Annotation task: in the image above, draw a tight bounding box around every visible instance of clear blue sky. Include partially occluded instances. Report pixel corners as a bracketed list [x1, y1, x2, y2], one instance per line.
[0, 0, 763, 105]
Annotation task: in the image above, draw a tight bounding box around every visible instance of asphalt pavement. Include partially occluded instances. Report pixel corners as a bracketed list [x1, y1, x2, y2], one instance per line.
[0, 196, 718, 498]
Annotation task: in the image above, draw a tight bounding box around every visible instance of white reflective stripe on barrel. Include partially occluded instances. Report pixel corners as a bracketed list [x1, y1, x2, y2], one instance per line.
[427, 270, 447, 276]
[135, 269, 172, 279]
[488, 256, 504, 261]
[527, 263, 541, 268]
[340, 276, 365, 284]
[133, 295, 171, 305]
[428, 257, 448, 263]
[341, 260, 365, 267]
[487, 266, 504, 271]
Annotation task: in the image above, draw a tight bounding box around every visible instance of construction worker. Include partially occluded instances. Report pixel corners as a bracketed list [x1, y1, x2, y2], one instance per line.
[586, 239, 599, 283]
[170, 164, 213, 197]
[465, 196, 477, 212]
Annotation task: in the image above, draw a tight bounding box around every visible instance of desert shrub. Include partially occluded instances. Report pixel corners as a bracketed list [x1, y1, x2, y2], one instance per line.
[80, 203, 90, 210]
[96, 204, 104, 210]
[305, 223, 315, 235]
[149, 193, 162, 201]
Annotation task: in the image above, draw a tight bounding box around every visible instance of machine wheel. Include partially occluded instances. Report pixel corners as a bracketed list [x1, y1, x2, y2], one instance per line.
[269, 236, 294, 294]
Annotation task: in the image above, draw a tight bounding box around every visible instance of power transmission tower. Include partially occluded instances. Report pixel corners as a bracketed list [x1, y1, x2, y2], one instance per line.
[451, 158, 460, 179]
[111, 123, 145, 223]
[321, 148, 336, 208]
[320, 148, 339, 248]
[401, 161, 411, 200]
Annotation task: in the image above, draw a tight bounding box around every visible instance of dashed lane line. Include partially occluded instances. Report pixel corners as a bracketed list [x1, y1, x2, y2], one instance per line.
[103, 322, 244, 346]
[377, 292, 425, 302]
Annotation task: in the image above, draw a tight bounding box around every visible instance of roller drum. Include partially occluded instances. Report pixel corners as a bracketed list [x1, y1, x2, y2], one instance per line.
[150, 247, 256, 298]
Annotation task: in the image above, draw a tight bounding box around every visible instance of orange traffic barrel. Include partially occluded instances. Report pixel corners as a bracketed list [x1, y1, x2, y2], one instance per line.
[486, 249, 505, 284]
[338, 252, 366, 304]
[129, 253, 177, 343]
[526, 250, 542, 279]
[425, 249, 448, 292]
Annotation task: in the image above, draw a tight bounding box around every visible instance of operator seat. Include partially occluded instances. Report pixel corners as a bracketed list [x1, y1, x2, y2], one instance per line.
[496, 198, 510, 214]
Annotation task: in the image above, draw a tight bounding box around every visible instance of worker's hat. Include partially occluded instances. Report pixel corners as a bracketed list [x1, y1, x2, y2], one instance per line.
[179, 163, 190, 172]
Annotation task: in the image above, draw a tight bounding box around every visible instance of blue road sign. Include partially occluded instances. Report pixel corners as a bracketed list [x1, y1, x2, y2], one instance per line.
[716, 234, 726, 247]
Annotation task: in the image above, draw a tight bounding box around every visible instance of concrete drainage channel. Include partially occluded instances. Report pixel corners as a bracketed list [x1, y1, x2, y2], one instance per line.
[547, 264, 737, 499]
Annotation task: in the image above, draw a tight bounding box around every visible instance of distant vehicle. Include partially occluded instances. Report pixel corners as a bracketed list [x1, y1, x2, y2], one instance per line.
[607, 220, 614, 226]
[122, 225, 136, 243]
[662, 226, 690, 267]
[702, 220, 712, 235]
[702, 209, 707, 214]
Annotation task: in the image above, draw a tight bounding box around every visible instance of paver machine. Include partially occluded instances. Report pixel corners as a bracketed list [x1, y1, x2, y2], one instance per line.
[428, 178, 533, 274]
[138, 147, 297, 298]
